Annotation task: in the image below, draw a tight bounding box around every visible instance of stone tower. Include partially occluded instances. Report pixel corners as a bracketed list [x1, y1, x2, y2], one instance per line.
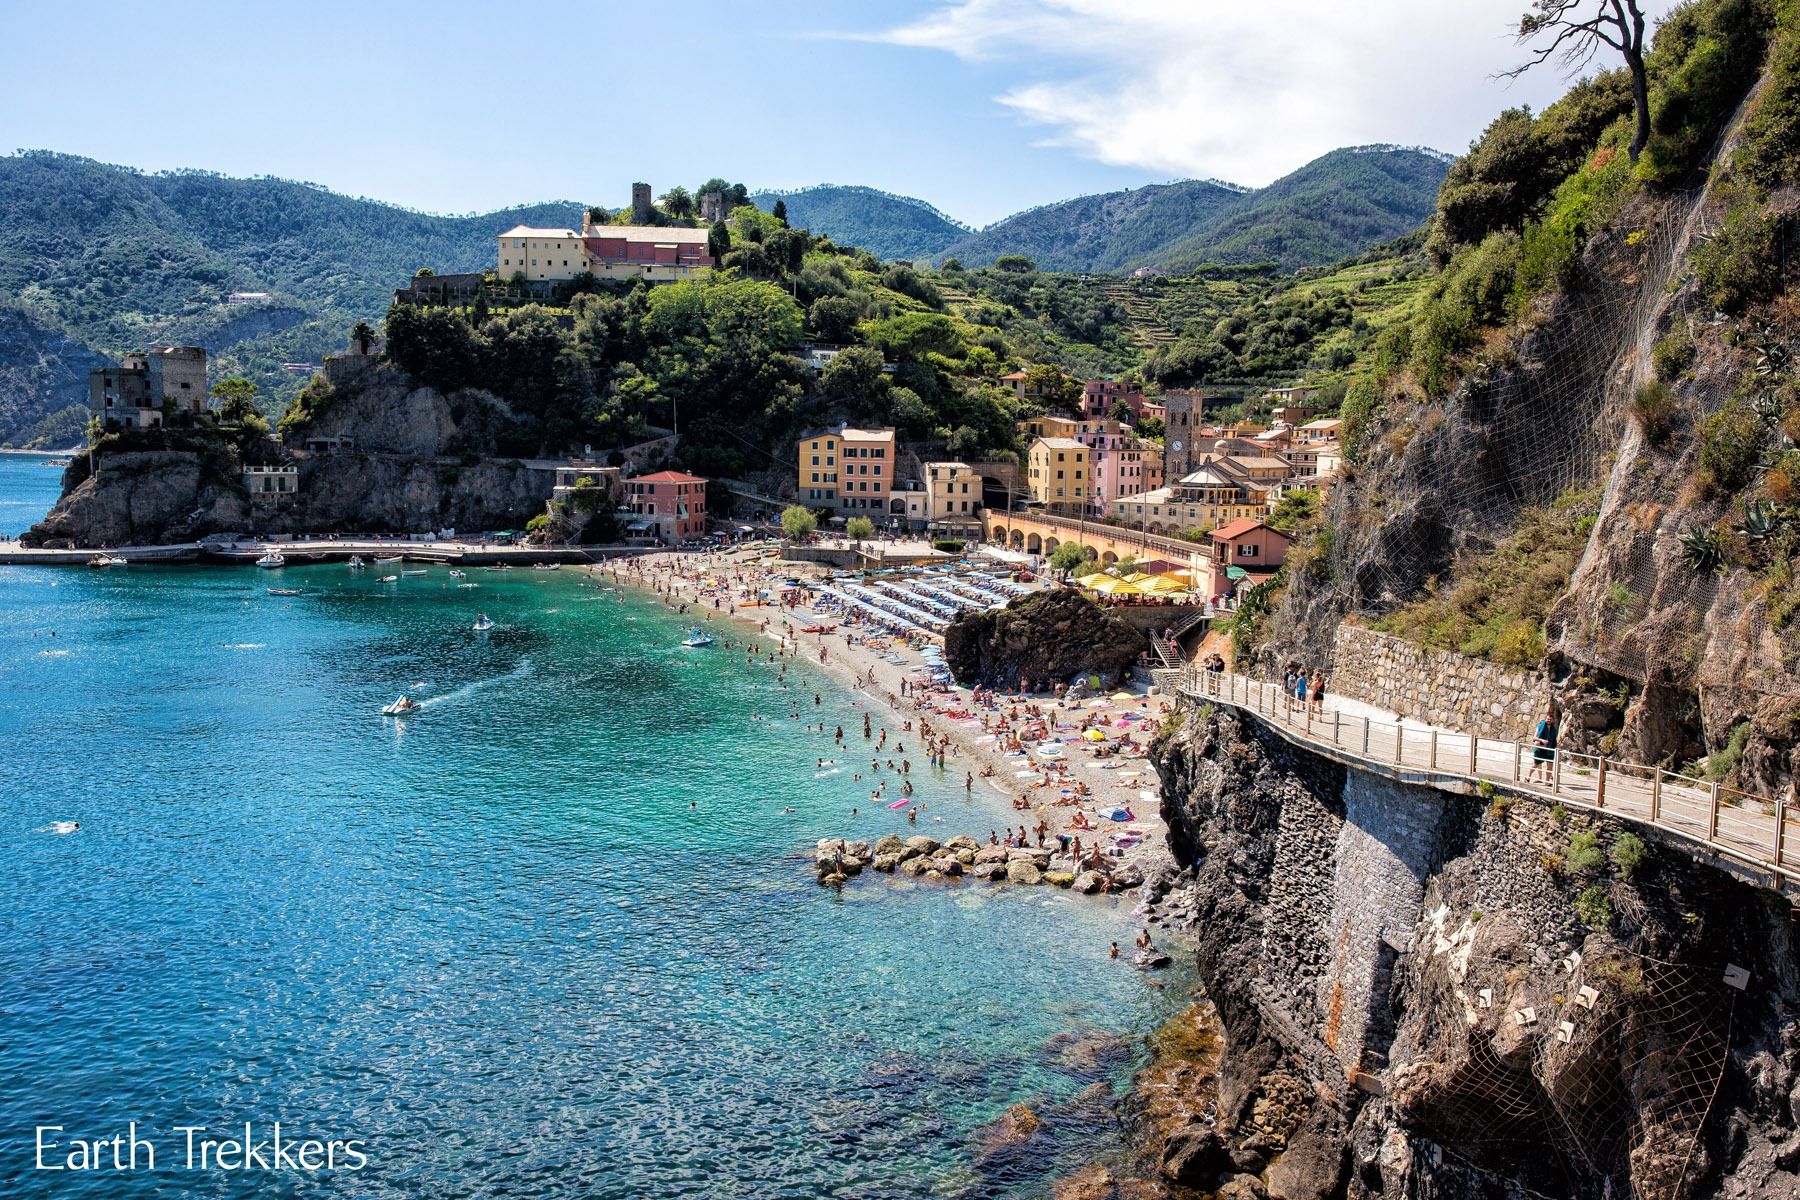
[699, 189, 726, 223]
[631, 182, 653, 224]
[1162, 389, 1205, 482]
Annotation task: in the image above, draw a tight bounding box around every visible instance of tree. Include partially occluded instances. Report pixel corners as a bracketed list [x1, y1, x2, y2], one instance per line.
[820, 345, 890, 418]
[1108, 398, 1134, 424]
[1022, 363, 1082, 413]
[707, 220, 731, 262]
[1507, 0, 1650, 162]
[1048, 541, 1089, 575]
[995, 255, 1037, 274]
[772, 199, 788, 225]
[1115, 554, 1139, 577]
[781, 504, 818, 541]
[660, 186, 695, 219]
[351, 320, 377, 355]
[807, 296, 860, 343]
[846, 516, 875, 545]
[210, 377, 259, 425]
[586, 206, 608, 226]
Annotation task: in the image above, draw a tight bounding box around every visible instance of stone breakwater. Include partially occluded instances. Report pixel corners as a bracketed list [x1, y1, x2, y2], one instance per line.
[815, 833, 1149, 897]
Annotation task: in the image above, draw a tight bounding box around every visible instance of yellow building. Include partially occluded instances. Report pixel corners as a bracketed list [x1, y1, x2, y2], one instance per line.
[497, 221, 715, 284]
[799, 426, 895, 513]
[496, 226, 587, 282]
[1026, 437, 1089, 512]
[925, 461, 982, 525]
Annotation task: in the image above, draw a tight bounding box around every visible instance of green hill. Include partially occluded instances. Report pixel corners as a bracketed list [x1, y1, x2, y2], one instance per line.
[748, 185, 969, 261]
[0, 151, 581, 444]
[939, 147, 1449, 274]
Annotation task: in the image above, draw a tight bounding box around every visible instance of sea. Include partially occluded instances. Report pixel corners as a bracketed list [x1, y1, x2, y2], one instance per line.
[0, 451, 1186, 1198]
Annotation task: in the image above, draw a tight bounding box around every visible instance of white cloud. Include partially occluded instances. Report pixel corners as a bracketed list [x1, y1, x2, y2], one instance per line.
[859, 0, 1672, 185]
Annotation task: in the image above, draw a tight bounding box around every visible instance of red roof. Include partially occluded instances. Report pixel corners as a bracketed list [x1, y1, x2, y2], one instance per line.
[1211, 517, 1278, 541]
[633, 470, 707, 484]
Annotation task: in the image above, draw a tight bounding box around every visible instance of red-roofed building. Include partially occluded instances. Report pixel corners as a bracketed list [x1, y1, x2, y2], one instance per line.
[1205, 518, 1290, 605]
[626, 471, 708, 544]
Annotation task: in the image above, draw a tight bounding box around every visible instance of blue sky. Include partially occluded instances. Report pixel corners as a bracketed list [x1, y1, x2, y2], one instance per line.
[0, 0, 1676, 227]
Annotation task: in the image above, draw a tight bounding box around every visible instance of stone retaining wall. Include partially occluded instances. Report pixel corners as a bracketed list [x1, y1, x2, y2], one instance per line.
[1329, 624, 1551, 741]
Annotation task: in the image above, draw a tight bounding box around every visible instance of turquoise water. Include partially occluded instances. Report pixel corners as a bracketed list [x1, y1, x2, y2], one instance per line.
[0, 454, 1183, 1198]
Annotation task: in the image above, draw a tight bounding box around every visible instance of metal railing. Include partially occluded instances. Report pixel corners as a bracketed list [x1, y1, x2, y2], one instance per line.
[1178, 667, 1796, 892]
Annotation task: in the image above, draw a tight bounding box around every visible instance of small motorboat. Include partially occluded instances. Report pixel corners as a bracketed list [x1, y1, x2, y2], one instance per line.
[348, 556, 366, 571]
[45, 457, 72, 468]
[377, 574, 398, 583]
[483, 564, 511, 572]
[449, 569, 467, 578]
[381, 695, 420, 716]
[681, 628, 715, 648]
[456, 582, 480, 589]
[87, 553, 128, 568]
[473, 612, 495, 632]
[401, 569, 427, 577]
[375, 555, 403, 565]
[255, 550, 285, 569]
[267, 587, 303, 596]
[533, 563, 560, 572]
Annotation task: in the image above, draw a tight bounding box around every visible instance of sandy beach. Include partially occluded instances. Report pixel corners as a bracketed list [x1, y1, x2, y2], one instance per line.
[592, 546, 1179, 881]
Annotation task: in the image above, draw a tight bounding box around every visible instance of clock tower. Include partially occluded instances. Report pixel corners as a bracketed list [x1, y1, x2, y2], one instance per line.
[1161, 389, 1206, 481]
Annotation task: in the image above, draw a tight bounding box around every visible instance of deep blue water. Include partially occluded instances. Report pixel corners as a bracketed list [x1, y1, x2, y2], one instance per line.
[0, 454, 1182, 1198]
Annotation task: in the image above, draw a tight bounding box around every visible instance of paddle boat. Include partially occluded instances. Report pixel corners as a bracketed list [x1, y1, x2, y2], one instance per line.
[255, 549, 285, 569]
[267, 587, 303, 596]
[473, 612, 495, 632]
[681, 627, 715, 648]
[381, 695, 420, 716]
[347, 555, 366, 571]
[86, 553, 128, 568]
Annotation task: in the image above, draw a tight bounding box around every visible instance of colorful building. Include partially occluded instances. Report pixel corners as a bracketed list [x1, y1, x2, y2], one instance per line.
[1080, 425, 1162, 514]
[1080, 379, 1146, 420]
[924, 461, 983, 529]
[798, 427, 895, 514]
[89, 345, 210, 432]
[625, 471, 708, 543]
[1204, 518, 1290, 603]
[1026, 437, 1089, 512]
[497, 217, 714, 284]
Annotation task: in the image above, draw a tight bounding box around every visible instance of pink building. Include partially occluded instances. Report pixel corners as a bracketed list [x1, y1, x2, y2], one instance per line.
[626, 471, 708, 543]
[1205, 518, 1290, 604]
[1078, 424, 1162, 515]
[1081, 379, 1146, 420]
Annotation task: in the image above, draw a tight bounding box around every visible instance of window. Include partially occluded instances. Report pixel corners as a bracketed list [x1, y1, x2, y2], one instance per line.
[1239, 544, 1259, 558]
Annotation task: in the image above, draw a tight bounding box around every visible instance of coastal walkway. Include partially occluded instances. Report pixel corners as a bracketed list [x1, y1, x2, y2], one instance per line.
[0, 537, 633, 567]
[1173, 667, 1799, 897]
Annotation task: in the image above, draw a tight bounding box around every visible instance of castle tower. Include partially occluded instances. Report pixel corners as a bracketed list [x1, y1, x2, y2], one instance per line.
[1162, 389, 1205, 481]
[631, 182, 653, 224]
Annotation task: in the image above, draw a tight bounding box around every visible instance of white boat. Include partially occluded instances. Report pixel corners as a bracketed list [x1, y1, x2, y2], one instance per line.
[401, 568, 428, 577]
[87, 553, 128, 568]
[483, 564, 511, 572]
[681, 627, 715, 648]
[532, 562, 560, 572]
[348, 556, 366, 571]
[473, 612, 495, 632]
[255, 550, 286, 569]
[375, 555, 403, 566]
[448, 569, 466, 578]
[45, 457, 72, 468]
[377, 574, 398, 583]
[267, 587, 303, 596]
[381, 695, 420, 716]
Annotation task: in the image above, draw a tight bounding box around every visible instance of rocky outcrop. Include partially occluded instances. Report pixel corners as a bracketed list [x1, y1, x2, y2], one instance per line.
[1141, 702, 1799, 1200]
[25, 366, 554, 546]
[944, 588, 1149, 690]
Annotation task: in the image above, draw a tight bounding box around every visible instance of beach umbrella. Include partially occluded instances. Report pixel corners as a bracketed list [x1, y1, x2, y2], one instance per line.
[1082, 728, 1107, 741]
[1085, 577, 1144, 596]
[1110, 691, 1136, 702]
[1139, 574, 1191, 595]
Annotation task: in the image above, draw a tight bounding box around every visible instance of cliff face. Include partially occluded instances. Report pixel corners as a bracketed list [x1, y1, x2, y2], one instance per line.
[25, 366, 552, 545]
[943, 588, 1148, 689]
[1146, 703, 1799, 1200]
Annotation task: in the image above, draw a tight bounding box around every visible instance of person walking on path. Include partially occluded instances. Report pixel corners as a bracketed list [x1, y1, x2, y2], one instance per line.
[1527, 711, 1559, 783]
[1309, 672, 1325, 718]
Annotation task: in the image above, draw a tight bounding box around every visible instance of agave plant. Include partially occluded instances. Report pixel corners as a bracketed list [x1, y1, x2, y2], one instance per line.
[1740, 500, 1779, 542]
[1752, 322, 1791, 379]
[1752, 389, 1786, 430]
[1680, 527, 1725, 574]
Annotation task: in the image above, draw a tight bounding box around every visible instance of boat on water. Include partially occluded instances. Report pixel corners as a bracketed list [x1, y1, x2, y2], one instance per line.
[377, 574, 398, 583]
[456, 582, 480, 589]
[87, 553, 128, 568]
[381, 695, 420, 716]
[347, 556, 366, 571]
[533, 563, 560, 572]
[255, 550, 286, 569]
[45, 457, 72, 468]
[267, 587, 303, 596]
[681, 627, 715, 648]
[401, 568, 428, 577]
[483, 564, 512, 572]
[448, 569, 467, 578]
[374, 555, 403, 565]
[473, 612, 495, 632]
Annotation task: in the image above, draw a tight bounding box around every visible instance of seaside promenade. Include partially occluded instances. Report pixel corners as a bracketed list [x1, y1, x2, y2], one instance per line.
[1175, 666, 1799, 897]
[0, 536, 625, 567]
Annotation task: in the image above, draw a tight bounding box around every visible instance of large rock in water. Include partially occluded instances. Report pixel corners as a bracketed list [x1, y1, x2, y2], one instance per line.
[943, 588, 1148, 689]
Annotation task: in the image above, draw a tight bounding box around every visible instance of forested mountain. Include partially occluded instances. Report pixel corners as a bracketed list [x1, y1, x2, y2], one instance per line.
[0, 151, 580, 445]
[937, 147, 1448, 273]
[747, 185, 969, 261]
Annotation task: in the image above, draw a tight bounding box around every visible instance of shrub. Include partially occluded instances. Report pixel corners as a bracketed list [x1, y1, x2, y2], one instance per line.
[1610, 832, 1647, 880]
[1652, 332, 1696, 383]
[1691, 198, 1789, 313]
[1697, 401, 1767, 494]
[1566, 829, 1605, 872]
[1340, 377, 1381, 463]
[1738, 14, 1800, 190]
[1631, 380, 1680, 446]
[1705, 719, 1753, 781]
[1576, 885, 1614, 929]
[931, 539, 965, 554]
